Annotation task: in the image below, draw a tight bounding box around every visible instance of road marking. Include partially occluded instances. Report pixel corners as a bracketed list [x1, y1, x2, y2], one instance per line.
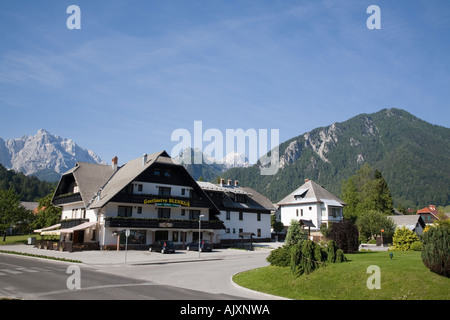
[0, 269, 22, 274]
[15, 267, 39, 273]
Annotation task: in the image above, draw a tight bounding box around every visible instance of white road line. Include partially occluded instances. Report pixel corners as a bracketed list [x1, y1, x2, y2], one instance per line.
[0, 269, 23, 274]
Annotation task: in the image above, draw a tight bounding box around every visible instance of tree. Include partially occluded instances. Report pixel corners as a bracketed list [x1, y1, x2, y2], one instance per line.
[342, 177, 359, 222]
[0, 188, 28, 241]
[31, 191, 61, 230]
[341, 164, 393, 223]
[356, 210, 395, 241]
[329, 220, 359, 253]
[285, 219, 307, 246]
[421, 223, 449, 277]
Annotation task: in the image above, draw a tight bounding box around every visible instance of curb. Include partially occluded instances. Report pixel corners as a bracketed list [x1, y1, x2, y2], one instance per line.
[230, 270, 291, 300]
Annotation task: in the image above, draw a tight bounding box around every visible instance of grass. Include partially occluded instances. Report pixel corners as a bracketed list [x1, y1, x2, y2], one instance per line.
[233, 251, 450, 300]
[0, 234, 41, 245]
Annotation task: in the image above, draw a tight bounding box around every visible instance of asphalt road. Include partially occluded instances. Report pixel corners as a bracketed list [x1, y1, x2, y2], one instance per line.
[0, 254, 245, 300]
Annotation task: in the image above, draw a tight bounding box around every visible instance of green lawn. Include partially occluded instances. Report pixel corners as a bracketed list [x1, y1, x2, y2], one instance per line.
[233, 251, 450, 300]
[0, 234, 41, 245]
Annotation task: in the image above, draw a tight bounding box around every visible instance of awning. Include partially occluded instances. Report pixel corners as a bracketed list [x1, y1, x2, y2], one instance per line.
[33, 223, 61, 233]
[58, 221, 97, 234]
[299, 219, 316, 228]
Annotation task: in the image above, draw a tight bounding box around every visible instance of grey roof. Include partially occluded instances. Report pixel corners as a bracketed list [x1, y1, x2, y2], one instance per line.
[56, 162, 116, 207]
[388, 215, 426, 231]
[89, 151, 174, 209]
[277, 180, 346, 207]
[20, 202, 39, 211]
[197, 181, 276, 212]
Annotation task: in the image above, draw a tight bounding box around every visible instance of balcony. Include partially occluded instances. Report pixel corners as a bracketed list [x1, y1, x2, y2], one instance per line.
[104, 217, 225, 230]
[53, 192, 83, 205]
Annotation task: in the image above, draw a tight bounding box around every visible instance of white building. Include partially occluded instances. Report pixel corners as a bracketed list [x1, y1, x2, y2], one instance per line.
[276, 179, 345, 231]
[49, 151, 225, 251]
[44, 151, 274, 251]
[197, 180, 275, 244]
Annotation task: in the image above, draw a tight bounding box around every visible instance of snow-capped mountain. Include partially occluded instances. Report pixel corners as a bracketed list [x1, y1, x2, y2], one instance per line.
[220, 151, 250, 169]
[0, 129, 105, 181]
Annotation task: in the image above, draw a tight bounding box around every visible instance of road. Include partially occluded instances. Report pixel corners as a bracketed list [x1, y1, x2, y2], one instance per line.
[0, 253, 248, 300]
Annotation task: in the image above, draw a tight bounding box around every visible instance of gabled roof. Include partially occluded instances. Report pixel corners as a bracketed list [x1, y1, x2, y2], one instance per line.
[388, 215, 426, 231]
[54, 162, 116, 207]
[277, 179, 346, 207]
[417, 205, 440, 218]
[89, 151, 173, 209]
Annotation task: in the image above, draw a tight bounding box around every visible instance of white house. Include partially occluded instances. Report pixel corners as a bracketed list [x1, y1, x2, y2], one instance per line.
[276, 179, 345, 231]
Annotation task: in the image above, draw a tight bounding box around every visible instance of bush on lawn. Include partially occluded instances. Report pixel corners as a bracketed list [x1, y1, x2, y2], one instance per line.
[391, 226, 421, 251]
[329, 220, 360, 253]
[421, 224, 450, 277]
[267, 239, 346, 277]
[266, 245, 291, 267]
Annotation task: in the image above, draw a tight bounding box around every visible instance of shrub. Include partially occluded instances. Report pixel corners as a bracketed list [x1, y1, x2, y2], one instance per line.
[329, 220, 360, 253]
[421, 224, 450, 277]
[410, 241, 422, 251]
[326, 240, 337, 263]
[391, 226, 420, 251]
[336, 249, 347, 263]
[285, 219, 307, 246]
[266, 245, 292, 267]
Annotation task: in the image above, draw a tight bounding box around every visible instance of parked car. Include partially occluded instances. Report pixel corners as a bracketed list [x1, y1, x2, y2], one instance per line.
[186, 240, 213, 252]
[150, 240, 175, 254]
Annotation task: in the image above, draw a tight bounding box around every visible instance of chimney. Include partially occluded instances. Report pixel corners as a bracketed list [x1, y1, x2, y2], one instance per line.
[112, 156, 118, 171]
[220, 178, 225, 187]
[142, 153, 148, 166]
[305, 179, 309, 183]
[227, 179, 232, 186]
[234, 180, 239, 187]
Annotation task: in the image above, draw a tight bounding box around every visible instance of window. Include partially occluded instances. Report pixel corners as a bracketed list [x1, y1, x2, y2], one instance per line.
[257, 213, 261, 221]
[172, 231, 179, 242]
[181, 188, 185, 196]
[226, 211, 231, 220]
[137, 184, 143, 192]
[257, 229, 261, 237]
[158, 187, 171, 196]
[226, 228, 230, 234]
[137, 206, 142, 214]
[154, 170, 161, 176]
[239, 212, 243, 220]
[164, 171, 171, 177]
[118, 206, 132, 217]
[235, 194, 247, 203]
[296, 209, 299, 217]
[301, 209, 303, 217]
[158, 208, 171, 219]
[239, 228, 243, 234]
[189, 210, 200, 220]
[181, 209, 185, 216]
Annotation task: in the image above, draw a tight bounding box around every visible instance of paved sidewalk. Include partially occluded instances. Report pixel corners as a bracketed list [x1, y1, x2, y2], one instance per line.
[0, 242, 283, 265]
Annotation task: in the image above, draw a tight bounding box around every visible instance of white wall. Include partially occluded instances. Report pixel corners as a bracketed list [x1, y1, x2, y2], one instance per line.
[131, 181, 193, 198]
[218, 210, 271, 239]
[280, 203, 321, 230]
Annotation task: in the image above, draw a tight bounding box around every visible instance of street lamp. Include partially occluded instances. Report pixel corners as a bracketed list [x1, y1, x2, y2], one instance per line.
[198, 214, 205, 258]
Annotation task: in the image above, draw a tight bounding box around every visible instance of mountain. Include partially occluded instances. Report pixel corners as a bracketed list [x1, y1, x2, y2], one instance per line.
[0, 129, 105, 182]
[221, 108, 450, 208]
[173, 148, 248, 182]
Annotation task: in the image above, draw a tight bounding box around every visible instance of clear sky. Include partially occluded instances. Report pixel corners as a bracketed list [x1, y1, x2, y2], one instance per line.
[1, 0, 449, 165]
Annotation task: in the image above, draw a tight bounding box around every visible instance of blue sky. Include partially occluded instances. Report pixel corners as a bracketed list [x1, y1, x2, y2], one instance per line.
[1, 0, 449, 165]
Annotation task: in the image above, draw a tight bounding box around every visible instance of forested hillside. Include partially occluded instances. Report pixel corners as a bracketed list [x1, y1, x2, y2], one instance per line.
[221, 108, 450, 208]
[0, 164, 55, 201]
